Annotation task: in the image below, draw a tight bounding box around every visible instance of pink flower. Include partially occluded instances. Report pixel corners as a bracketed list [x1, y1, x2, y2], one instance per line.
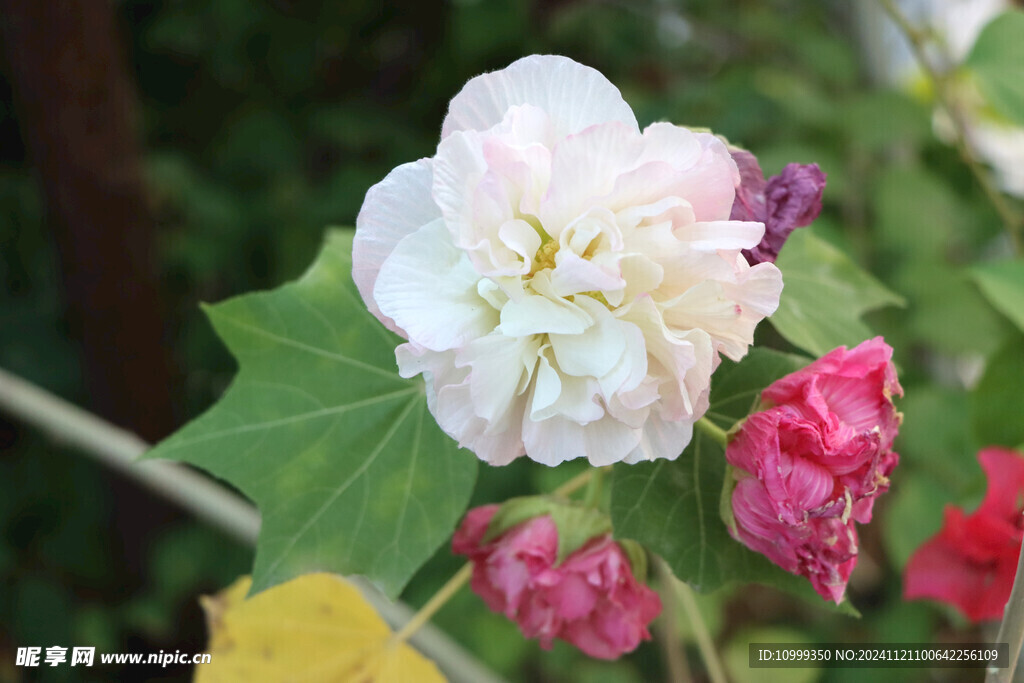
[729, 150, 826, 264]
[904, 447, 1024, 622]
[732, 476, 860, 603]
[725, 337, 902, 602]
[452, 505, 661, 659]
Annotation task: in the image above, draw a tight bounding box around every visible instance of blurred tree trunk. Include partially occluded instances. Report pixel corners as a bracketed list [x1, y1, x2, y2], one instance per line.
[0, 0, 177, 441]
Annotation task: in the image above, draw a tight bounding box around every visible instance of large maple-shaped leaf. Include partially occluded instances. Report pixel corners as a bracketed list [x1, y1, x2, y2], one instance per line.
[770, 229, 904, 357]
[145, 230, 477, 598]
[611, 349, 858, 614]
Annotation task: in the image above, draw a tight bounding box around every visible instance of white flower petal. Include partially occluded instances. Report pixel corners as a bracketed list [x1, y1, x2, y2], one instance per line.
[674, 220, 765, 252]
[441, 55, 638, 140]
[522, 413, 641, 466]
[353, 159, 439, 333]
[549, 297, 626, 379]
[623, 414, 694, 464]
[461, 334, 541, 431]
[375, 219, 498, 352]
[498, 291, 591, 336]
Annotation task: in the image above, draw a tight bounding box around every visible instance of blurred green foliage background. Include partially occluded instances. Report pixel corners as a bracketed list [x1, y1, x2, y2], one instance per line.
[1, 0, 1020, 681]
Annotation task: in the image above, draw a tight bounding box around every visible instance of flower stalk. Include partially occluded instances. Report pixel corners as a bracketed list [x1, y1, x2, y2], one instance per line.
[659, 559, 727, 683]
[875, 0, 1023, 254]
[389, 563, 473, 648]
[696, 417, 729, 448]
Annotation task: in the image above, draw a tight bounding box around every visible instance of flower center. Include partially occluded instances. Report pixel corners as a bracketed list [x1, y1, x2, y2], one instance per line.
[532, 239, 560, 274]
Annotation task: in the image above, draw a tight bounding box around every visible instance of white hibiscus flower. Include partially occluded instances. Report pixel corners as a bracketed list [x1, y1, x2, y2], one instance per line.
[353, 55, 782, 467]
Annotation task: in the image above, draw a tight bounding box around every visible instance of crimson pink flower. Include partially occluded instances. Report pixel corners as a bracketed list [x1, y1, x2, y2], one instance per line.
[731, 476, 858, 603]
[904, 447, 1024, 622]
[725, 337, 902, 602]
[452, 505, 661, 659]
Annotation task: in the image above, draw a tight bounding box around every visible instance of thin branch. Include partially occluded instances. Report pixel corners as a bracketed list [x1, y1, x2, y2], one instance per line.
[389, 563, 473, 648]
[655, 560, 694, 683]
[662, 559, 728, 683]
[0, 366, 507, 683]
[696, 417, 729, 448]
[876, 0, 1022, 254]
[987, 536, 1024, 682]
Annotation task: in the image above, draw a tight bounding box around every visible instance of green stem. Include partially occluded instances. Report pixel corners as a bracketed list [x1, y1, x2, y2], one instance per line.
[583, 466, 610, 508]
[660, 559, 728, 683]
[876, 0, 1023, 254]
[389, 563, 473, 648]
[696, 417, 729, 448]
[654, 561, 694, 683]
[553, 468, 593, 499]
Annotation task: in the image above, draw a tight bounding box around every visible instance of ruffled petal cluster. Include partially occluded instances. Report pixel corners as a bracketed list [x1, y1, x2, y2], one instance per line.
[725, 337, 902, 602]
[452, 505, 661, 659]
[904, 447, 1024, 622]
[354, 55, 783, 466]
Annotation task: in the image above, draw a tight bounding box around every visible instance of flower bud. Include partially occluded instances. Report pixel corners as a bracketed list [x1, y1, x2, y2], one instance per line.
[729, 150, 827, 264]
[452, 501, 661, 659]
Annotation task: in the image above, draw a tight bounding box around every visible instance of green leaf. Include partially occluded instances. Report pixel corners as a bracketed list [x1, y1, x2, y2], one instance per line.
[872, 164, 968, 257]
[770, 229, 904, 356]
[482, 496, 612, 563]
[881, 475, 950, 571]
[610, 349, 856, 614]
[841, 92, 932, 153]
[972, 259, 1024, 332]
[145, 230, 477, 598]
[971, 334, 1024, 448]
[965, 10, 1024, 126]
[703, 348, 809, 429]
[893, 261, 1008, 355]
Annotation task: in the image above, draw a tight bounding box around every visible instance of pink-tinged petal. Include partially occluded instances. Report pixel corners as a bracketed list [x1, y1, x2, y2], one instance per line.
[435, 378, 527, 466]
[441, 55, 638, 140]
[637, 122, 704, 168]
[539, 122, 645, 234]
[673, 220, 766, 252]
[661, 275, 778, 362]
[375, 219, 499, 352]
[353, 158, 439, 334]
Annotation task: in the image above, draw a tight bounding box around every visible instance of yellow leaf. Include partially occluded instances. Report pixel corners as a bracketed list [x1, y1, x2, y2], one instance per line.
[196, 574, 446, 683]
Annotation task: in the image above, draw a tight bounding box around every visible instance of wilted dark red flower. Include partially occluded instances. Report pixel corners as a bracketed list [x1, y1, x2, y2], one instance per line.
[730, 150, 827, 264]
